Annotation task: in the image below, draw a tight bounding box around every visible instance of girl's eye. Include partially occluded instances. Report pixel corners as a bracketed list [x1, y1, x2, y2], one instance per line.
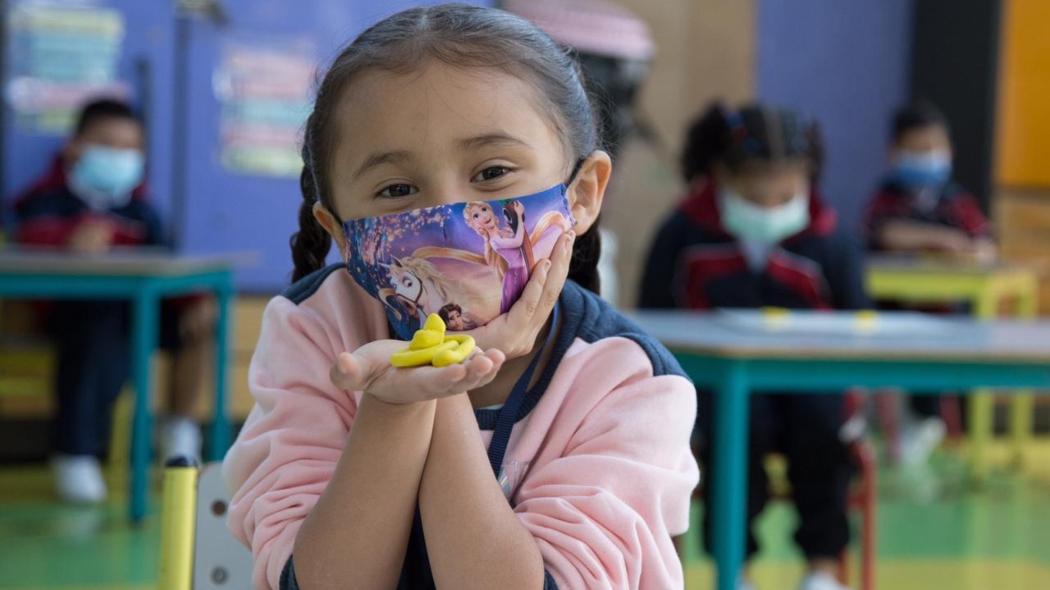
[377, 183, 418, 198]
[473, 166, 512, 183]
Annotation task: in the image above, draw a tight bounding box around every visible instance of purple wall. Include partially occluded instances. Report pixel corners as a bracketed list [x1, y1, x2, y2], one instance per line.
[757, 0, 913, 231]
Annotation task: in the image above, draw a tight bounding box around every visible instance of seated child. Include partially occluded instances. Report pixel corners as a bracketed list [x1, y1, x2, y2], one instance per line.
[863, 101, 994, 462]
[11, 98, 214, 503]
[640, 103, 868, 590]
[864, 101, 994, 262]
[221, 6, 697, 590]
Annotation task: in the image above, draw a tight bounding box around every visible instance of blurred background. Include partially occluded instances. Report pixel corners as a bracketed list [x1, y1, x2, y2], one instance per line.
[0, 0, 1048, 589]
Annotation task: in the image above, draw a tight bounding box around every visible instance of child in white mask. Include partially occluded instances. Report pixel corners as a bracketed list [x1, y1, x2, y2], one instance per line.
[641, 103, 869, 590]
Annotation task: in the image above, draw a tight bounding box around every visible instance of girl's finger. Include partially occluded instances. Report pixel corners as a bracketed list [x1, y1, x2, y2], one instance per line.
[418, 363, 469, 392]
[540, 231, 574, 309]
[331, 352, 372, 391]
[465, 353, 494, 378]
[508, 258, 551, 325]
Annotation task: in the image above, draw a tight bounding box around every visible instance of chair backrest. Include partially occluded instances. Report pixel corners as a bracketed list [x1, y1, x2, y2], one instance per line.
[192, 462, 253, 590]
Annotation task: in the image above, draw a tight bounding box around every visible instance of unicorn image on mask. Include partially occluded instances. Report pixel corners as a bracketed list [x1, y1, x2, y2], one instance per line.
[378, 256, 461, 330]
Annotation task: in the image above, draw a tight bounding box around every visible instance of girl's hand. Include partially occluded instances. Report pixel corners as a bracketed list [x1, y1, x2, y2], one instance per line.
[330, 340, 506, 405]
[464, 230, 575, 358]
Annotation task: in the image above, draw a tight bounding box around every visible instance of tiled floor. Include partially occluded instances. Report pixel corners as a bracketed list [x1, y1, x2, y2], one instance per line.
[2, 441, 1049, 590]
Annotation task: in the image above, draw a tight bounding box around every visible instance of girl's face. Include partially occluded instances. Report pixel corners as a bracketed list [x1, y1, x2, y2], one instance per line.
[717, 159, 810, 209]
[324, 60, 574, 222]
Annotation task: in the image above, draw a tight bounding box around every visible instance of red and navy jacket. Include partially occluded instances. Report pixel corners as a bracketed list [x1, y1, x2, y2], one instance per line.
[638, 180, 868, 312]
[863, 179, 990, 251]
[11, 154, 164, 248]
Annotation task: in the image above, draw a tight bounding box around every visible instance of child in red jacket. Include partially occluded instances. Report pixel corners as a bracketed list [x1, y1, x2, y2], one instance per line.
[12, 99, 214, 503]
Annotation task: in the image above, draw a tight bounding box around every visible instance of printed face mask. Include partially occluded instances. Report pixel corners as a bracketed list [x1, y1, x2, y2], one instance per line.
[341, 184, 576, 340]
[719, 190, 810, 244]
[69, 145, 145, 210]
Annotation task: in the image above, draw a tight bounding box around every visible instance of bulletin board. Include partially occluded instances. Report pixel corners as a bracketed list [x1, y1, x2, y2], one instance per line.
[996, 0, 1050, 187]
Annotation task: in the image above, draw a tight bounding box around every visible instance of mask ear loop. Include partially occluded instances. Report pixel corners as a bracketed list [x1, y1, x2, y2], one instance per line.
[566, 157, 587, 187]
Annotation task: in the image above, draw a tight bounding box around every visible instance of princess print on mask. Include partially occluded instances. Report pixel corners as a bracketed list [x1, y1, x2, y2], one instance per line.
[464, 199, 530, 314]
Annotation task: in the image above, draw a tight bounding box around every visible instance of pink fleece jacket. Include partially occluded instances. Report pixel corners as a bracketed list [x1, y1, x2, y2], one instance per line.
[223, 265, 699, 590]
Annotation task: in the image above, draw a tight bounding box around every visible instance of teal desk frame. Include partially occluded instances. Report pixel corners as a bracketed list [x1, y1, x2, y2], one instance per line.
[0, 267, 235, 522]
[677, 353, 1050, 590]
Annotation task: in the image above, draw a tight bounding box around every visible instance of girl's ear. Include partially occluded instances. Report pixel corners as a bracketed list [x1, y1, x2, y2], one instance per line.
[313, 202, 350, 260]
[567, 150, 612, 235]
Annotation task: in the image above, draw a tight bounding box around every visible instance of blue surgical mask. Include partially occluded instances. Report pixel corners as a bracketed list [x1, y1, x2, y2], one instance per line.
[69, 145, 145, 210]
[890, 151, 951, 190]
[719, 190, 810, 244]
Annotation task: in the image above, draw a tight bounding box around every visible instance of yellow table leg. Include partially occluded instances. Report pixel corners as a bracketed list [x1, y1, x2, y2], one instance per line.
[158, 461, 198, 590]
[969, 287, 999, 482]
[1009, 277, 1039, 467]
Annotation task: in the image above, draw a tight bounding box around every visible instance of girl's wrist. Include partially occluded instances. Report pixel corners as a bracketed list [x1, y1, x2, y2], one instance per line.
[362, 392, 437, 414]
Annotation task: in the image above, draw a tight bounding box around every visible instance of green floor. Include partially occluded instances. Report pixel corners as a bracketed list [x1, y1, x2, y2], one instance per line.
[2, 443, 1049, 590]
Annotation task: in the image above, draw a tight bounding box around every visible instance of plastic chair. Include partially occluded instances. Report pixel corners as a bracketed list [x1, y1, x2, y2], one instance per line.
[158, 459, 252, 590]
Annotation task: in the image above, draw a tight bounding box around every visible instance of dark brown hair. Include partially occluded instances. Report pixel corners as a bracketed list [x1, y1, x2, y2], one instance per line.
[74, 98, 140, 136]
[892, 100, 948, 143]
[290, 3, 603, 292]
[679, 102, 824, 184]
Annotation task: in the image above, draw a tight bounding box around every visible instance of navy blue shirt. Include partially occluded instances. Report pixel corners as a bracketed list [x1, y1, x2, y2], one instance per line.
[639, 181, 869, 312]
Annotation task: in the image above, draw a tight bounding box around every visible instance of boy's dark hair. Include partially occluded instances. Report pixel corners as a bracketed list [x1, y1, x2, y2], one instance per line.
[679, 102, 824, 183]
[291, 4, 603, 293]
[891, 100, 948, 143]
[74, 98, 140, 137]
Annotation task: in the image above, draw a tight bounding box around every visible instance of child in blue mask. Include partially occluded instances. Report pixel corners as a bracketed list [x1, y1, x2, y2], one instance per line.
[11, 99, 214, 503]
[863, 102, 996, 465]
[640, 103, 869, 590]
[864, 101, 994, 262]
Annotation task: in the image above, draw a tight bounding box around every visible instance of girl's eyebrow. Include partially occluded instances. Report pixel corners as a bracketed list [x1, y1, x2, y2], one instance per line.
[353, 150, 412, 179]
[458, 132, 531, 151]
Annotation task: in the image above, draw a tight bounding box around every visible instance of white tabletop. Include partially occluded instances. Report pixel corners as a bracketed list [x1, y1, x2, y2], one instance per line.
[629, 309, 1050, 363]
[0, 247, 255, 276]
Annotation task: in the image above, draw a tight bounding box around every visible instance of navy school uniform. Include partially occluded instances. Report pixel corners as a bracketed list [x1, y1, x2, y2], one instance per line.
[12, 155, 188, 458]
[863, 178, 989, 418]
[863, 179, 990, 251]
[639, 180, 869, 560]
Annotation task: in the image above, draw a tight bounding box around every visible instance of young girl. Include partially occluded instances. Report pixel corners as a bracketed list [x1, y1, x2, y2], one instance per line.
[640, 104, 867, 590]
[222, 5, 698, 590]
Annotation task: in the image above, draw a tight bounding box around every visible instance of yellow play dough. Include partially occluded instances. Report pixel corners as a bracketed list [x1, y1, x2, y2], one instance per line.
[389, 313, 476, 368]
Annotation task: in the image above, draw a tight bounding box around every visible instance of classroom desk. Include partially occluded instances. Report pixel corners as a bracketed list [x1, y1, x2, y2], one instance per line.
[866, 255, 1041, 476]
[630, 310, 1050, 590]
[0, 249, 241, 522]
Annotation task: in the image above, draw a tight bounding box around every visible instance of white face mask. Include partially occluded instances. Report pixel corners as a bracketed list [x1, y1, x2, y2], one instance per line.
[719, 190, 810, 244]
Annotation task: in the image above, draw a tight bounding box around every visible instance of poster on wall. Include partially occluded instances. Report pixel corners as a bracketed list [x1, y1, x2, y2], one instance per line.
[213, 36, 315, 178]
[5, 0, 127, 134]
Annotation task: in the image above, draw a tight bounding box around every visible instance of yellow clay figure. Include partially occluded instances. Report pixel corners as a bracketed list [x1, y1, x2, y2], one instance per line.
[389, 313, 476, 368]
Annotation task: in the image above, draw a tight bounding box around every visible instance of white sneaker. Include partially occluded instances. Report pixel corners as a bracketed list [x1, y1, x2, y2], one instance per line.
[161, 416, 202, 463]
[900, 416, 946, 467]
[798, 571, 852, 590]
[52, 454, 107, 504]
[738, 580, 757, 590]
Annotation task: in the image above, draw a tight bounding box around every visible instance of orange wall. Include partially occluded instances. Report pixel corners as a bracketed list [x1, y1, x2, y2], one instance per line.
[997, 0, 1050, 187]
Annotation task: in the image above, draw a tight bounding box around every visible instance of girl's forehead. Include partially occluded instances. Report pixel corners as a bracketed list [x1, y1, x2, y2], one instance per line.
[335, 61, 561, 157]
